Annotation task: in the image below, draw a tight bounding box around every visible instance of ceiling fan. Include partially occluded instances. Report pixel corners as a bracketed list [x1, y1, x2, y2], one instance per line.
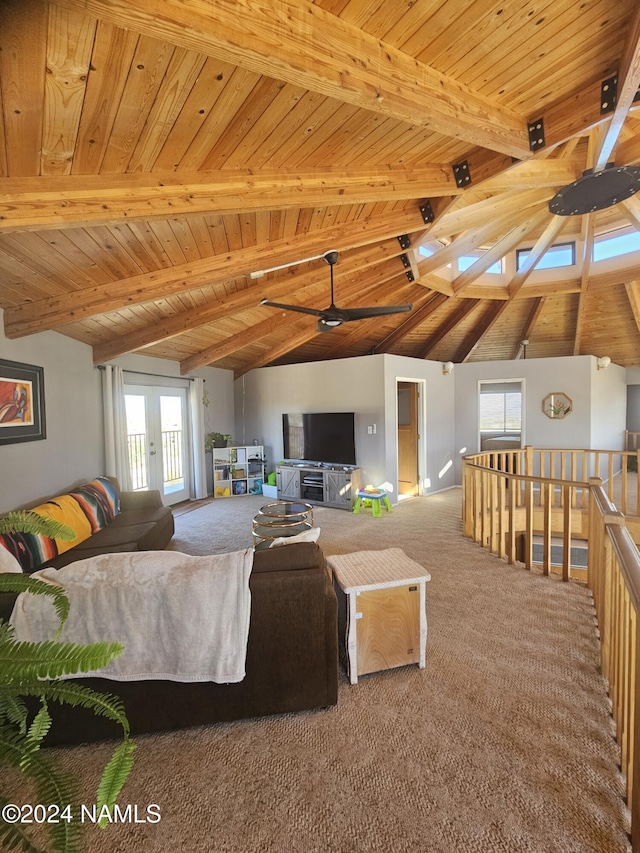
[259, 250, 413, 331]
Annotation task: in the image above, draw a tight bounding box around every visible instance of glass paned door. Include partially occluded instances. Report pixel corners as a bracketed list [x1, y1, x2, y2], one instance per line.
[124, 385, 190, 505]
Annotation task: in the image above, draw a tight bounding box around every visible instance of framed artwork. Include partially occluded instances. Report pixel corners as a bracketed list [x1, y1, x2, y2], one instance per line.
[0, 359, 46, 445]
[542, 392, 572, 419]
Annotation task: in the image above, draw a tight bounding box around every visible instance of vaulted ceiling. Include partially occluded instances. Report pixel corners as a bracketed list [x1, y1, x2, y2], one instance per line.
[2, 0, 640, 375]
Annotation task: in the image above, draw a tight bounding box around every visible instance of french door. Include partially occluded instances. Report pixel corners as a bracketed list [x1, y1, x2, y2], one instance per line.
[124, 385, 190, 505]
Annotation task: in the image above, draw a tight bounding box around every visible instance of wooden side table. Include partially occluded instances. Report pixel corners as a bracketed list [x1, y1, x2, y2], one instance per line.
[328, 549, 431, 684]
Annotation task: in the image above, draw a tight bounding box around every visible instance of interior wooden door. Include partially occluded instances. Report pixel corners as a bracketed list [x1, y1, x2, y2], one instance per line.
[397, 381, 419, 496]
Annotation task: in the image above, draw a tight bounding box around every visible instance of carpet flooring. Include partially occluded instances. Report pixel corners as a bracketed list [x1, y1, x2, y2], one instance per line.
[12, 490, 632, 852]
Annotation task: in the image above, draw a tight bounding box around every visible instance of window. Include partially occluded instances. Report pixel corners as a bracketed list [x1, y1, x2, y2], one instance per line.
[516, 242, 575, 271]
[457, 253, 503, 274]
[479, 381, 522, 445]
[593, 229, 640, 262]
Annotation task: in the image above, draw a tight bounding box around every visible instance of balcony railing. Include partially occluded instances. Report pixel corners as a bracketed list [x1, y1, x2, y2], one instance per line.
[162, 429, 183, 486]
[126, 429, 184, 491]
[127, 432, 147, 491]
[462, 446, 640, 849]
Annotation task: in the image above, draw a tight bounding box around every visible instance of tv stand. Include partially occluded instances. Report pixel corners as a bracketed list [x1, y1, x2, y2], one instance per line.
[276, 463, 363, 510]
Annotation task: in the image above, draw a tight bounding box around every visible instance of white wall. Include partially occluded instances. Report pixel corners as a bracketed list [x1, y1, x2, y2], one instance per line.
[626, 368, 640, 433]
[453, 356, 604, 481]
[590, 360, 626, 450]
[235, 356, 386, 485]
[236, 354, 457, 498]
[453, 355, 627, 480]
[0, 308, 102, 512]
[382, 355, 456, 495]
[0, 313, 236, 511]
[110, 353, 235, 440]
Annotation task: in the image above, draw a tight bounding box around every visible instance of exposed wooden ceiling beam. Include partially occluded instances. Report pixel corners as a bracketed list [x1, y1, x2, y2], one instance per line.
[50, 0, 531, 159]
[0, 166, 458, 232]
[179, 275, 392, 373]
[477, 160, 582, 193]
[625, 281, 640, 334]
[513, 297, 546, 358]
[573, 290, 586, 357]
[424, 188, 555, 245]
[375, 292, 450, 353]
[318, 282, 429, 361]
[92, 258, 402, 363]
[452, 208, 550, 295]
[573, 210, 595, 358]
[235, 325, 319, 379]
[530, 78, 604, 153]
[3, 207, 426, 338]
[417, 199, 550, 281]
[507, 216, 568, 298]
[593, 4, 640, 171]
[620, 195, 640, 230]
[416, 299, 481, 360]
[454, 301, 511, 363]
[181, 314, 289, 373]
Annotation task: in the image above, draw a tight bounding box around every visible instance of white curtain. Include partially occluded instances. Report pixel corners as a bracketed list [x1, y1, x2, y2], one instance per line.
[101, 365, 133, 491]
[189, 377, 208, 499]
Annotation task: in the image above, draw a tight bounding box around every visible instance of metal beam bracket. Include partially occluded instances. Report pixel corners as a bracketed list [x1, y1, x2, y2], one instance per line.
[397, 234, 411, 250]
[452, 160, 471, 188]
[400, 253, 411, 269]
[601, 75, 618, 114]
[406, 270, 415, 283]
[419, 201, 434, 223]
[527, 118, 545, 151]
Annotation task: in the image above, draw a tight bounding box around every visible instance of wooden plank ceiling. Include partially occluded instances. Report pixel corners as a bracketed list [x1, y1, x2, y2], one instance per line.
[2, 0, 640, 374]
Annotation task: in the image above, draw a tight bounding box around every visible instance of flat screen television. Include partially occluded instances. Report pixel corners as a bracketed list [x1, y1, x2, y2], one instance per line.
[282, 412, 356, 466]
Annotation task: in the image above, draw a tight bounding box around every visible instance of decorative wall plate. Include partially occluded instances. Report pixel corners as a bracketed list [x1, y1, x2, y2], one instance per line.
[543, 392, 572, 419]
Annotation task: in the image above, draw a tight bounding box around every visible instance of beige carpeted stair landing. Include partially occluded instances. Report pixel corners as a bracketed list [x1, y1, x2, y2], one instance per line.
[13, 490, 631, 852]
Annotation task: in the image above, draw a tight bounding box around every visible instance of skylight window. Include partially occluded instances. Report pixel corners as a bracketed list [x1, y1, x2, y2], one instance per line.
[418, 245, 434, 257]
[516, 242, 575, 271]
[457, 253, 503, 274]
[593, 229, 640, 262]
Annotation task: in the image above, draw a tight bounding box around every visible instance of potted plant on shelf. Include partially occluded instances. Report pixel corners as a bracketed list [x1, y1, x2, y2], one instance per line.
[204, 432, 232, 452]
[0, 511, 134, 853]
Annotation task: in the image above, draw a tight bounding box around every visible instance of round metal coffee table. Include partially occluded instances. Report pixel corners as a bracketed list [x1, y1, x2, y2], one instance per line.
[252, 501, 314, 549]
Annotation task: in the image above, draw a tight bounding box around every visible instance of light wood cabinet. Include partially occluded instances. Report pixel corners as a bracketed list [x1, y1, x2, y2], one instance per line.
[329, 549, 431, 684]
[356, 586, 421, 677]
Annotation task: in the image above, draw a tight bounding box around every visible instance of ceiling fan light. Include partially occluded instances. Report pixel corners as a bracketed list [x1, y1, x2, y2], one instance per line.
[322, 318, 342, 327]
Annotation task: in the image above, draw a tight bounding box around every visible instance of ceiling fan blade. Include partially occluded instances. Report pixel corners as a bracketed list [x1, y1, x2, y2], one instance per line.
[341, 304, 413, 321]
[251, 249, 339, 279]
[260, 298, 326, 318]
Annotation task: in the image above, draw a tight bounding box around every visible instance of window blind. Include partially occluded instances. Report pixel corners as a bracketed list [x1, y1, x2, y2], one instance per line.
[479, 382, 522, 432]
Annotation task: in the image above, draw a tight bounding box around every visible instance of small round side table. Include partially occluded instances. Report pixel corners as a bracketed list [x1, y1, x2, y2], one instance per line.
[252, 501, 314, 549]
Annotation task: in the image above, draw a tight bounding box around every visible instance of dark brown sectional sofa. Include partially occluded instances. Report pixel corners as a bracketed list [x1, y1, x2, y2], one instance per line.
[0, 542, 339, 744]
[45, 480, 175, 569]
[0, 477, 174, 572]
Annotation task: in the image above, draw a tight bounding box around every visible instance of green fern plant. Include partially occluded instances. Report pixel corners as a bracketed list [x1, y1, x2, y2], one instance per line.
[0, 511, 135, 852]
[0, 512, 77, 541]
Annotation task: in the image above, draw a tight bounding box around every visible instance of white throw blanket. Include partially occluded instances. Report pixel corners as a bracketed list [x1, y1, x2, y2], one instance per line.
[10, 549, 253, 683]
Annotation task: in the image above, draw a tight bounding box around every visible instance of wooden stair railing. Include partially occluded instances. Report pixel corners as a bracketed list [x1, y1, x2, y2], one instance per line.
[462, 447, 640, 849]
